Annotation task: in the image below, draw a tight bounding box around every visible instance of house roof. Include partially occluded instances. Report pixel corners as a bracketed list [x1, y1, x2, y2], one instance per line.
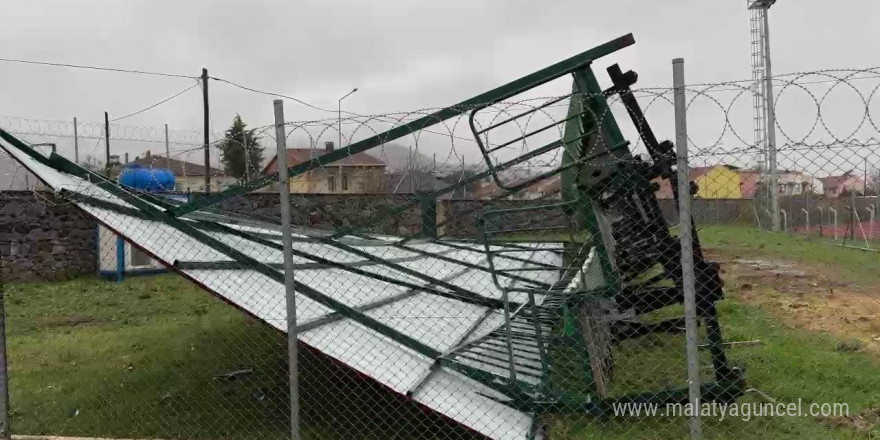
[129, 152, 224, 177]
[262, 148, 385, 175]
[818, 172, 859, 186]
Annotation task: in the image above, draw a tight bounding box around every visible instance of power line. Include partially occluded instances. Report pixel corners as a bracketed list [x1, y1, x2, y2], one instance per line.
[211, 77, 335, 113]
[111, 80, 201, 122]
[0, 57, 196, 79]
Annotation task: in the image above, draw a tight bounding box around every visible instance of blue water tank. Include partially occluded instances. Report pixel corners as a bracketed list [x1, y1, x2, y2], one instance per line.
[118, 164, 175, 192]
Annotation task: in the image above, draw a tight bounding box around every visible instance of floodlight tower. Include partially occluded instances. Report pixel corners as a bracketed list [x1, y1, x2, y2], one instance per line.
[749, 0, 779, 231]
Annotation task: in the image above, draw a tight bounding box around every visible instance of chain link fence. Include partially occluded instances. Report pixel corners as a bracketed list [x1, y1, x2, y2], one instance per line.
[2, 38, 880, 440]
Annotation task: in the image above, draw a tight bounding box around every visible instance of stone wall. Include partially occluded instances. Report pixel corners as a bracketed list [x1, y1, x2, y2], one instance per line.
[437, 199, 569, 238]
[0, 191, 97, 282]
[7, 189, 876, 281]
[221, 193, 424, 235]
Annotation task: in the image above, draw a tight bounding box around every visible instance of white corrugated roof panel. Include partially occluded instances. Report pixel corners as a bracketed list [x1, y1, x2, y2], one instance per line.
[2, 135, 560, 440]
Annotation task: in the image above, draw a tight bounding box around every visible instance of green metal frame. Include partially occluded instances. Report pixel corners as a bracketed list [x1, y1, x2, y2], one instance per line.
[166, 34, 635, 218]
[0, 31, 746, 427]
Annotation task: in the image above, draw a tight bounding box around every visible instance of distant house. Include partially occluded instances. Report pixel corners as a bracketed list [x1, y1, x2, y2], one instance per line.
[262, 142, 385, 194]
[385, 169, 452, 196]
[819, 171, 869, 197]
[775, 170, 820, 196]
[655, 165, 824, 199]
[739, 169, 822, 198]
[655, 165, 743, 199]
[129, 151, 233, 192]
[470, 174, 562, 200]
[737, 169, 763, 199]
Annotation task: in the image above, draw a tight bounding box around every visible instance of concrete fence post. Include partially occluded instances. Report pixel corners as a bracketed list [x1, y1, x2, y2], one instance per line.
[673, 57, 702, 440]
[274, 99, 300, 440]
[829, 207, 838, 240]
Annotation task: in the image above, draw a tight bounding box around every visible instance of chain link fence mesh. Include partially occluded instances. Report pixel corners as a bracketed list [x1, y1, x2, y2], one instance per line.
[1, 54, 880, 440]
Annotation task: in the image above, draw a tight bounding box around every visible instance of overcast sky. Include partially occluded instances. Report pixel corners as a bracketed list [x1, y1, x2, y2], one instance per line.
[1, 0, 879, 174]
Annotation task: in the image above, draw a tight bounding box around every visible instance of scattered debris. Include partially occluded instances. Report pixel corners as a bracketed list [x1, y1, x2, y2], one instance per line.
[698, 340, 763, 349]
[212, 368, 253, 381]
[817, 406, 880, 434]
[835, 339, 865, 353]
[715, 252, 880, 355]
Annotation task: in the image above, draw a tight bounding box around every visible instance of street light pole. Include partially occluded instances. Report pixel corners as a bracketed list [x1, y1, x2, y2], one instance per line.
[338, 88, 358, 149]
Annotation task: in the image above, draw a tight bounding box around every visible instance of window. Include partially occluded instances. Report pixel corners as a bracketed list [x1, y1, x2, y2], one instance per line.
[328, 176, 336, 192]
[342, 173, 349, 191]
[130, 245, 152, 267]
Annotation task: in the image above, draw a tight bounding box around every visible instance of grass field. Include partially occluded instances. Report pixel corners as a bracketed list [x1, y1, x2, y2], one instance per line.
[4, 277, 471, 440]
[3, 225, 880, 439]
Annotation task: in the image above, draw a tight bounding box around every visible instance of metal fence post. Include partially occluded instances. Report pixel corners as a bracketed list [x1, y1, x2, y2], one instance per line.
[829, 207, 838, 240]
[780, 209, 787, 234]
[274, 99, 300, 440]
[0, 281, 9, 440]
[673, 57, 702, 440]
[73, 116, 79, 164]
[801, 208, 809, 238]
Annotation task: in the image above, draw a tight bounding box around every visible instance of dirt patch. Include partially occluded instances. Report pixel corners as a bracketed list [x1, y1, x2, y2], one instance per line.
[817, 406, 880, 434]
[34, 315, 100, 328]
[708, 250, 880, 354]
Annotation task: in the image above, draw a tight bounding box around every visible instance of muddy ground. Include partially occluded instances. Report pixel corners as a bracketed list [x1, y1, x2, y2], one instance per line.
[706, 248, 880, 355]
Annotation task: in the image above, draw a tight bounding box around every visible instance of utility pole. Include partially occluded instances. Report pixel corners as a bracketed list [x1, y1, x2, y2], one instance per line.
[165, 124, 171, 161]
[409, 145, 414, 193]
[244, 131, 251, 182]
[104, 112, 111, 176]
[73, 117, 79, 164]
[763, 6, 779, 232]
[201, 68, 211, 194]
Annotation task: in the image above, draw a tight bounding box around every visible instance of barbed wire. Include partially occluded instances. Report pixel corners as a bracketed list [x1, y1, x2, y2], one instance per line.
[5, 66, 880, 195]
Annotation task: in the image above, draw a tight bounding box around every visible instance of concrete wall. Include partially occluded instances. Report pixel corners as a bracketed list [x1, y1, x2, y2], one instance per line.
[0, 191, 97, 282]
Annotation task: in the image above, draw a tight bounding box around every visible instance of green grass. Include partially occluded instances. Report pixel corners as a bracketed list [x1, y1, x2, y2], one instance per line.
[4, 276, 471, 440]
[544, 301, 880, 439]
[4, 225, 880, 439]
[699, 224, 880, 285]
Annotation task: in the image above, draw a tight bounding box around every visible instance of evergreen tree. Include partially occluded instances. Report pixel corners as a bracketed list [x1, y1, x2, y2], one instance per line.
[217, 115, 263, 181]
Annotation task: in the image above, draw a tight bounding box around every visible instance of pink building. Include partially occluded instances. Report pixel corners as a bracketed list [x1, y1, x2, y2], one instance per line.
[819, 171, 868, 197]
